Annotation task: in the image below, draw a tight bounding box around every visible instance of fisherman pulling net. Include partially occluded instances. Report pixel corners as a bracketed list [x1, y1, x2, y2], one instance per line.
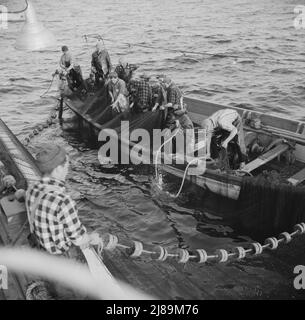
[56, 39, 253, 172]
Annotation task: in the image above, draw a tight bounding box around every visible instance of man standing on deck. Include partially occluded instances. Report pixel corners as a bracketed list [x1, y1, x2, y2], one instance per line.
[91, 41, 112, 86]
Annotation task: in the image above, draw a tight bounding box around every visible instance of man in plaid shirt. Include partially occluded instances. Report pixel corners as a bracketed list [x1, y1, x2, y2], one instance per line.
[26, 144, 95, 256]
[163, 76, 193, 130]
[129, 77, 153, 112]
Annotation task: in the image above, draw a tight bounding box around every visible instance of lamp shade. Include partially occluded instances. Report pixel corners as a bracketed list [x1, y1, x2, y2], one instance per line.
[15, 0, 56, 51]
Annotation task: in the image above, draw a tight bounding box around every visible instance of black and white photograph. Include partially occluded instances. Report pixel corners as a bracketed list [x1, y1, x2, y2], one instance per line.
[1, 0, 305, 305]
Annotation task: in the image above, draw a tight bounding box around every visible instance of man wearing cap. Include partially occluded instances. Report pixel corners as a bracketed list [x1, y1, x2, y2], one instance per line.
[91, 41, 112, 86]
[26, 143, 96, 257]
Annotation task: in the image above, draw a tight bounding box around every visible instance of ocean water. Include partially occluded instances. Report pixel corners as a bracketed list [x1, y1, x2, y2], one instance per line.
[1, 0, 305, 299]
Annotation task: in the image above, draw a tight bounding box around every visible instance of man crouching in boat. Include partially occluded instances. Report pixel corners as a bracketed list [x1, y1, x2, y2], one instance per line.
[26, 144, 98, 298]
[201, 109, 246, 169]
[163, 76, 193, 130]
[108, 71, 129, 114]
[128, 75, 153, 113]
[162, 76, 195, 155]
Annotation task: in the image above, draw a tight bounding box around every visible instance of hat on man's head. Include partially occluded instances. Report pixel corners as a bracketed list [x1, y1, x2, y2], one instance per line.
[35, 143, 67, 174]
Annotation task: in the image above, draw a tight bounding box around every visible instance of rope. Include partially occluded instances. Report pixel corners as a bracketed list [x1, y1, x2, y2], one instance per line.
[172, 156, 209, 198]
[82, 33, 304, 65]
[95, 223, 305, 265]
[154, 127, 181, 180]
[40, 73, 57, 98]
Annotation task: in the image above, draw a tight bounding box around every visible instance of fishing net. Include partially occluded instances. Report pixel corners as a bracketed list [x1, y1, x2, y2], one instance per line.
[99, 110, 165, 137]
[72, 86, 165, 133]
[238, 176, 305, 239]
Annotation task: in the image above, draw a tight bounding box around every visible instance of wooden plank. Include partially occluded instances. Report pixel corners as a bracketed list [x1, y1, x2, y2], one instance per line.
[243, 144, 289, 173]
[287, 167, 305, 186]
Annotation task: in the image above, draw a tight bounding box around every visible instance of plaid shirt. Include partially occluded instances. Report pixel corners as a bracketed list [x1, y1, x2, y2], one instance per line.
[129, 79, 152, 110]
[26, 177, 86, 255]
[167, 83, 182, 107]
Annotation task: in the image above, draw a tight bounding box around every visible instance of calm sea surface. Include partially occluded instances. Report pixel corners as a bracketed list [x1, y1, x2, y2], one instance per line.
[1, 0, 305, 299]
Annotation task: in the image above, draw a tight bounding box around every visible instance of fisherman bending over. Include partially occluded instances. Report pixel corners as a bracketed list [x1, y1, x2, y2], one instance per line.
[26, 144, 98, 257]
[108, 71, 129, 114]
[91, 41, 112, 86]
[129, 75, 153, 113]
[201, 109, 246, 167]
[115, 57, 138, 84]
[163, 76, 193, 130]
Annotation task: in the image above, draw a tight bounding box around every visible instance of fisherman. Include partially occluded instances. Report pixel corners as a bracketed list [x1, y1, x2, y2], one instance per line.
[59, 45, 73, 75]
[150, 77, 167, 112]
[108, 71, 129, 114]
[91, 41, 112, 86]
[128, 75, 153, 113]
[163, 76, 193, 130]
[85, 72, 96, 93]
[115, 57, 138, 84]
[68, 63, 86, 92]
[26, 143, 98, 257]
[201, 109, 246, 167]
[25, 143, 100, 298]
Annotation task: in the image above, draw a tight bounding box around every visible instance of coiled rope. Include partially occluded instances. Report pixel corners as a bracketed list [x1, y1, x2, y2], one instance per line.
[93, 223, 305, 265]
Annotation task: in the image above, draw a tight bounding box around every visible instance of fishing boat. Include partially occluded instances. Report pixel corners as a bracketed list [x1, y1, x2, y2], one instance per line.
[63, 87, 305, 194]
[62, 84, 305, 237]
[0, 115, 291, 300]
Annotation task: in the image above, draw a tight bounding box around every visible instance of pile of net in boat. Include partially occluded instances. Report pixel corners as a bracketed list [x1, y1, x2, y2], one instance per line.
[238, 176, 305, 239]
[79, 86, 165, 139]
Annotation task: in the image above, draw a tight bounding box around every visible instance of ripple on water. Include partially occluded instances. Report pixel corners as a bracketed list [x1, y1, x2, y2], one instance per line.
[1, 0, 305, 299]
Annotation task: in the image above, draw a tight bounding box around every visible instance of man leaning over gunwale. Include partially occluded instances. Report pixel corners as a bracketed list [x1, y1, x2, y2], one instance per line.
[26, 143, 97, 258]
